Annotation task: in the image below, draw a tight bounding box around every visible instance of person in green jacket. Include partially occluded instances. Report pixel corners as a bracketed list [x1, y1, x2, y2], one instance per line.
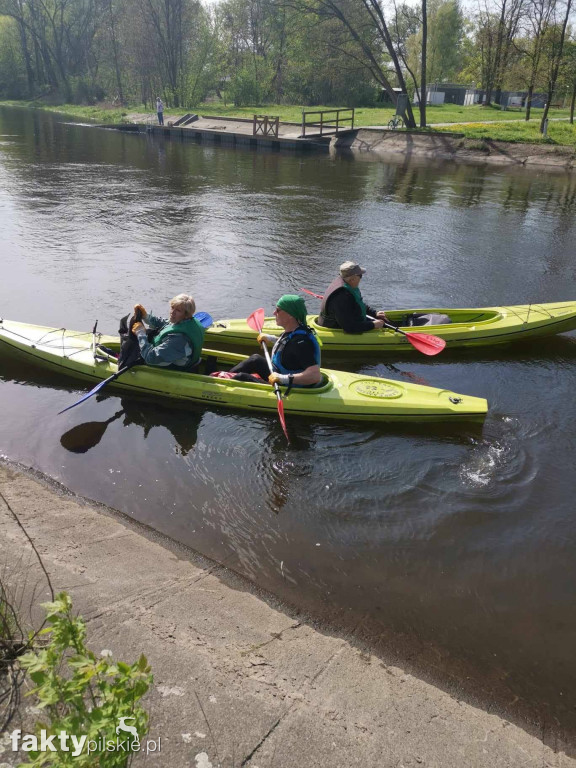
[131, 294, 205, 372]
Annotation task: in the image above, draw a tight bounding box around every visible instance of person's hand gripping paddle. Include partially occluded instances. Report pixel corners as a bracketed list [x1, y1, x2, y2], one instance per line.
[247, 308, 289, 444]
[299, 288, 446, 356]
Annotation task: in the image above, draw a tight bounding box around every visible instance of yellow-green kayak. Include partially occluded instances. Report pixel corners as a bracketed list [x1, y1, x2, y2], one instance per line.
[205, 302, 576, 352]
[0, 319, 487, 422]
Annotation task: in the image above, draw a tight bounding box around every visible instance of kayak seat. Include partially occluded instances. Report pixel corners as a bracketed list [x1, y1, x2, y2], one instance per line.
[405, 313, 451, 327]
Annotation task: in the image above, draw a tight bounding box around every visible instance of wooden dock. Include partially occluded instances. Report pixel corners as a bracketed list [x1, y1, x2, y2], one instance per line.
[103, 114, 357, 153]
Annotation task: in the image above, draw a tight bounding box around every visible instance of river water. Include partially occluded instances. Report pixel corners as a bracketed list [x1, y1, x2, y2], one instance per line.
[1, 106, 576, 737]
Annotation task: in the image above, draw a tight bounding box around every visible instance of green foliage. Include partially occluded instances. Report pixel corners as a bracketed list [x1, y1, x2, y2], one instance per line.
[228, 66, 269, 106]
[69, 77, 106, 105]
[0, 16, 28, 99]
[18, 592, 152, 767]
[406, 0, 466, 86]
[428, 0, 465, 83]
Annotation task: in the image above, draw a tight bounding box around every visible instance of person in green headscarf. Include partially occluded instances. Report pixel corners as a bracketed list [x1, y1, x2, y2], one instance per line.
[229, 295, 322, 388]
[317, 261, 389, 333]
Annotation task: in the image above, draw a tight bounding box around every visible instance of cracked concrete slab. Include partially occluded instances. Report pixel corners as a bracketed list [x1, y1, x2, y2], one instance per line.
[1, 464, 575, 768]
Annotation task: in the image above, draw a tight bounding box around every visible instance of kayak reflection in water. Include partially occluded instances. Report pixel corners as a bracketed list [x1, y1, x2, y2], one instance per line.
[60, 398, 202, 456]
[126, 294, 205, 373]
[229, 295, 322, 389]
[316, 261, 389, 333]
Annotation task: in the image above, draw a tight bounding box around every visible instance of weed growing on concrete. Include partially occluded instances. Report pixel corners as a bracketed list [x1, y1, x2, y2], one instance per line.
[18, 592, 152, 766]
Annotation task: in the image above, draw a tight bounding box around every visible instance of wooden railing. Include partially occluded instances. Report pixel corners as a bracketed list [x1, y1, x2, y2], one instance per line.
[300, 109, 355, 137]
[253, 115, 280, 138]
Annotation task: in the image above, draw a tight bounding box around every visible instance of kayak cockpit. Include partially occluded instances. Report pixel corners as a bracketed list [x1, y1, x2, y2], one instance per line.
[310, 309, 503, 331]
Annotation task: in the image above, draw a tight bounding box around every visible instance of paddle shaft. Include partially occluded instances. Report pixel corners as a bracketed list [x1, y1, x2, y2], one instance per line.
[259, 335, 289, 442]
[247, 309, 290, 443]
[58, 365, 133, 414]
[369, 315, 410, 338]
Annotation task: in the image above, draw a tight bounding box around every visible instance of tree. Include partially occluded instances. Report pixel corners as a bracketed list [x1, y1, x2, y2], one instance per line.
[401, 0, 465, 126]
[558, 37, 576, 122]
[516, 0, 556, 119]
[0, 0, 105, 100]
[139, 0, 201, 106]
[539, 0, 574, 131]
[427, 0, 465, 83]
[0, 16, 28, 97]
[291, 0, 418, 127]
[476, 0, 526, 105]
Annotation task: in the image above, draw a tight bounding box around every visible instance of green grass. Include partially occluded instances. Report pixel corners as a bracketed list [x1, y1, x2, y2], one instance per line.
[435, 119, 576, 146]
[193, 101, 574, 127]
[1, 99, 575, 144]
[0, 100, 131, 123]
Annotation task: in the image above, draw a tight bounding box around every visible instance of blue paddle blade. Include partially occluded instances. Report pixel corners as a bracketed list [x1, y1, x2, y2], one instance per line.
[58, 368, 128, 415]
[194, 311, 213, 328]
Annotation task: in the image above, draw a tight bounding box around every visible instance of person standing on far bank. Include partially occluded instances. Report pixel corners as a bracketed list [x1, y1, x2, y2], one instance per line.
[156, 97, 164, 125]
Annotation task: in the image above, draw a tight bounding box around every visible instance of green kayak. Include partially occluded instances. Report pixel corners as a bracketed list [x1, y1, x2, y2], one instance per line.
[205, 301, 576, 352]
[0, 319, 487, 422]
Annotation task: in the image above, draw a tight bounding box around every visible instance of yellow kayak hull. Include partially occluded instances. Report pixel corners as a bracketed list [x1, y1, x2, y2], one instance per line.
[205, 302, 576, 352]
[0, 319, 488, 422]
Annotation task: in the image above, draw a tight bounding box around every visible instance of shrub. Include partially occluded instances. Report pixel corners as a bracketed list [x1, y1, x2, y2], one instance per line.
[17, 592, 152, 767]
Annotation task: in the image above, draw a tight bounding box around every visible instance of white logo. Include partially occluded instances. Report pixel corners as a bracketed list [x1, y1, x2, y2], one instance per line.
[116, 716, 139, 741]
[9, 718, 160, 756]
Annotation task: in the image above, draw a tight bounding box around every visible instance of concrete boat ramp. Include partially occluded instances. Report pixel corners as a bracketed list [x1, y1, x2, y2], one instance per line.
[2, 463, 576, 767]
[105, 113, 343, 152]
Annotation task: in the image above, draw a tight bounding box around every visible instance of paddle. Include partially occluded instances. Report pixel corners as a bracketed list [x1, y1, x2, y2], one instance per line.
[299, 288, 446, 356]
[60, 410, 124, 453]
[193, 311, 213, 327]
[58, 311, 214, 415]
[246, 308, 290, 444]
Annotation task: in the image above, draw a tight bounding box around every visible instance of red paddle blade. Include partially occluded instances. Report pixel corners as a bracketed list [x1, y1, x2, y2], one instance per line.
[247, 308, 265, 333]
[276, 396, 290, 443]
[404, 331, 446, 356]
[300, 288, 324, 300]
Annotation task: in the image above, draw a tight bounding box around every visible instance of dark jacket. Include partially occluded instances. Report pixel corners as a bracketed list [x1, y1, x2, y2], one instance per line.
[317, 277, 378, 334]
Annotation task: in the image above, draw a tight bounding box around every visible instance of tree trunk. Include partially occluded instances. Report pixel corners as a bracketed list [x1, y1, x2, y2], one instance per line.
[525, 84, 533, 121]
[420, 0, 427, 127]
[570, 82, 575, 124]
[540, 0, 572, 133]
[107, 0, 125, 104]
[17, 20, 35, 95]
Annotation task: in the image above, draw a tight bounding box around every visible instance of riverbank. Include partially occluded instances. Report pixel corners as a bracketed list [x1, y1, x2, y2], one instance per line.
[1, 460, 575, 768]
[336, 129, 576, 169]
[2, 99, 575, 141]
[3, 100, 576, 166]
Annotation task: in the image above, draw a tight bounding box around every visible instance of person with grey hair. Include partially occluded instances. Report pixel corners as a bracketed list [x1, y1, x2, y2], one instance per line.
[317, 262, 389, 333]
[130, 294, 205, 372]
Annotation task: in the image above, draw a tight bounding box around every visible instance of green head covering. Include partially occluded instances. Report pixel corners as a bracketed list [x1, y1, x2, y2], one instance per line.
[276, 294, 308, 325]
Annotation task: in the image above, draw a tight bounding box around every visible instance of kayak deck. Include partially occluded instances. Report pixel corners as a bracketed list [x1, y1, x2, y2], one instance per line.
[205, 302, 576, 352]
[0, 319, 488, 422]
